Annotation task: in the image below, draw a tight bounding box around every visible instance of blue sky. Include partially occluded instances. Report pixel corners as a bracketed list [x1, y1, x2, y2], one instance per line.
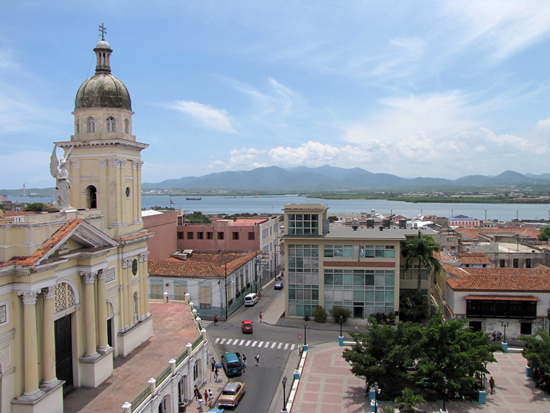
[1, 1, 550, 189]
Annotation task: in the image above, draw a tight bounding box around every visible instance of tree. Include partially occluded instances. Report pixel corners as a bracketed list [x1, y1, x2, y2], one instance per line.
[185, 211, 211, 224]
[328, 215, 339, 223]
[394, 388, 426, 413]
[314, 306, 327, 323]
[342, 321, 425, 394]
[330, 306, 351, 324]
[402, 231, 442, 292]
[417, 312, 501, 394]
[538, 226, 550, 241]
[521, 329, 550, 378]
[24, 203, 46, 212]
[399, 290, 427, 322]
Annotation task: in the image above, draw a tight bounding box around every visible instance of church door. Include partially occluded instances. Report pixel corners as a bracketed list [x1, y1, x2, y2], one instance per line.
[55, 315, 74, 395]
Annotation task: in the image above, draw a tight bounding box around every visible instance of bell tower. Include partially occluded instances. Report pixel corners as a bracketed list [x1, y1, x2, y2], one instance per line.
[56, 31, 147, 239]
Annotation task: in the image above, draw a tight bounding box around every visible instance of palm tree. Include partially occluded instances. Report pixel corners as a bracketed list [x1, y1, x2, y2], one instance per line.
[394, 388, 427, 413]
[402, 231, 442, 292]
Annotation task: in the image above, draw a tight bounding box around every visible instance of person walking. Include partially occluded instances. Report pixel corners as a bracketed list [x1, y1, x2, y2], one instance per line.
[214, 314, 219, 326]
[197, 398, 204, 413]
[208, 389, 213, 408]
[489, 376, 495, 394]
[194, 385, 201, 400]
[255, 353, 260, 366]
[214, 367, 219, 383]
[259, 312, 263, 323]
[243, 354, 247, 368]
[482, 373, 488, 391]
[354, 320, 359, 331]
[204, 390, 208, 403]
[211, 358, 216, 373]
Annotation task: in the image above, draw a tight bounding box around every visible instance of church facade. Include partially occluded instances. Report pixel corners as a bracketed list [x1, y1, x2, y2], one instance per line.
[0, 35, 154, 413]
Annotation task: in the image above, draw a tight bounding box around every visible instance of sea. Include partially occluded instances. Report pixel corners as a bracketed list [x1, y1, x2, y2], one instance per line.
[7, 194, 550, 222]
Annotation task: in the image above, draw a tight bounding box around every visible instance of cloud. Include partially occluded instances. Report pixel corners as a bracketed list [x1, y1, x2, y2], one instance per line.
[269, 141, 359, 167]
[168, 100, 236, 133]
[536, 116, 550, 131]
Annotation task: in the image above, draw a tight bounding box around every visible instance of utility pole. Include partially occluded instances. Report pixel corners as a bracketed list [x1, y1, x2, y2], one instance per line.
[225, 262, 228, 320]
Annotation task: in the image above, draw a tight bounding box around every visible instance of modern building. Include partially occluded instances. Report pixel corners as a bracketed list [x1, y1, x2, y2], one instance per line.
[280, 204, 438, 319]
[0, 35, 156, 412]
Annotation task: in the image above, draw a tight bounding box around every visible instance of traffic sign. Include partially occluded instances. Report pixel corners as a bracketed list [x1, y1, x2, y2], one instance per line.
[298, 334, 303, 340]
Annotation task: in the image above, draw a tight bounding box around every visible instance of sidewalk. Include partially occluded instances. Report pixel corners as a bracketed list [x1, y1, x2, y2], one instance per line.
[288, 342, 550, 413]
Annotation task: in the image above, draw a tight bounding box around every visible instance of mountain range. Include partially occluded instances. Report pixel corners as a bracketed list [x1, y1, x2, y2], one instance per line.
[141, 166, 550, 192]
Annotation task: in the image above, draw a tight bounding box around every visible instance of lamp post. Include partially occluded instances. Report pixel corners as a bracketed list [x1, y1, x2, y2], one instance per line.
[338, 316, 344, 346]
[304, 322, 308, 351]
[224, 262, 228, 320]
[500, 320, 509, 343]
[281, 375, 287, 411]
[442, 376, 448, 412]
[373, 382, 380, 413]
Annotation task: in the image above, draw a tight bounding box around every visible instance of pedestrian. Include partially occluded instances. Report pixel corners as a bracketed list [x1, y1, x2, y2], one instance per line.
[492, 331, 496, 342]
[214, 314, 219, 326]
[255, 353, 260, 366]
[243, 354, 247, 368]
[497, 331, 502, 342]
[207, 349, 211, 361]
[483, 374, 488, 391]
[204, 390, 208, 403]
[259, 312, 263, 323]
[211, 358, 215, 373]
[194, 385, 201, 400]
[214, 367, 219, 383]
[208, 389, 213, 407]
[197, 398, 203, 413]
[489, 376, 495, 394]
[354, 320, 358, 331]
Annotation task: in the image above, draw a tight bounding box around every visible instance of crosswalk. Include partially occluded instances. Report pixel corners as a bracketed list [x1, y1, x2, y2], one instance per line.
[214, 337, 296, 351]
[200, 320, 212, 329]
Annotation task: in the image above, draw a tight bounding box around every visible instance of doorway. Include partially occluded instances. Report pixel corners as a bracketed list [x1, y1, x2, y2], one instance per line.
[469, 321, 482, 332]
[353, 306, 364, 319]
[55, 315, 74, 396]
[521, 322, 532, 335]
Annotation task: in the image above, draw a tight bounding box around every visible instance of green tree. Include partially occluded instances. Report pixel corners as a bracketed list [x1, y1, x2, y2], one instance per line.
[24, 203, 46, 212]
[520, 329, 550, 378]
[394, 388, 426, 413]
[185, 211, 212, 224]
[538, 226, 550, 241]
[343, 321, 425, 394]
[330, 306, 351, 324]
[399, 290, 427, 322]
[328, 215, 339, 223]
[314, 306, 327, 323]
[402, 231, 442, 292]
[417, 312, 501, 394]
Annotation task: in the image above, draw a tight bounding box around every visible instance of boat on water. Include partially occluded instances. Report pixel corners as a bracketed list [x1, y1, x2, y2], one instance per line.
[186, 197, 202, 201]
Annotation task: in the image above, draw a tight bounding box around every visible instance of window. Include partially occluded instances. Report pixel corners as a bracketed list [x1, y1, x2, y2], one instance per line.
[232, 232, 239, 240]
[187, 232, 194, 240]
[124, 118, 129, 134]
[513, 259, 519, 268]
[199, 286, 211, 309]
[158, 396, 168, 413]
[175, 283, 186, 300]
[324, 245, 354, 258]
[86, 185, 97, 208]
[217, 232, 224, 240]
[193, 360, 199, 381]
[106, 116, 116, 132]
[87, 117, 95, 133]
[207, 232, 213, 240]
[526, 259, 531, 268]
[125, 186, 131, 199]
[197, 232, 204, 240]
[177, 232, 183, 240]
[361, 245, 395, 258]
[248, 232, 255, 241]
[76, 119, 80, 134]
[151, 282, 163, 300]
[287, 213, 319, 235]
[500, 259, 506, 268]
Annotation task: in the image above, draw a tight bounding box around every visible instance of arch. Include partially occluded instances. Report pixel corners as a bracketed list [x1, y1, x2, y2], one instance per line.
[86, 185, 97, 209]
[54, 279, 80, 313]
[124, 118, 130, 134]
[158, 395, 170, 413]
[178, 375, 188, 403]
[87, 117, 95, 133]
[106, 116, 116, 132]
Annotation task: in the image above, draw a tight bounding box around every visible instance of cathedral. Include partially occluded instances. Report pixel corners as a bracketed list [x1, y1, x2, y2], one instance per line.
[0, 32, 154, 412]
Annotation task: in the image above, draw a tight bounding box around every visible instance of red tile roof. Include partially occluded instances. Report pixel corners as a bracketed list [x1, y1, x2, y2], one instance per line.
[447, 266, 550, 292]
[458, 252, 492, 265]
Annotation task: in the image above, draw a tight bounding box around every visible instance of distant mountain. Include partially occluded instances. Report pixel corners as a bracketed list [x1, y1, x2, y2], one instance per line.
[141, 166, 550, 192]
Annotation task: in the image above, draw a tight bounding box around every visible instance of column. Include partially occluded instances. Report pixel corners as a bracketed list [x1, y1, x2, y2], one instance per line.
[42, 286, 57, 385]
[80, 271, 98, 357]
[17, 290, 43, 398]
[97, 270, 109, 351]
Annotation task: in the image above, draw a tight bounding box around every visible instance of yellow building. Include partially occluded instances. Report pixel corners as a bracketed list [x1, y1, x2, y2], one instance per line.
[280, 204, 437, 319]
[0, 36, 153, 412]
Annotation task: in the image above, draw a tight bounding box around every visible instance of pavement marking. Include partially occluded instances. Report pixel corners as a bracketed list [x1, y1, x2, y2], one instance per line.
[252, 341, 258, 347]
[271, 342, 277, 348]
[246, 340, 251, 346]
[264, 342, 270, 348]
[278, 343, 283, 349]
[259, 341, 264, 347]
[239, 340, 245, 345]
[284, 343, 289, 350]
[290, 344, 295, 351]
[215, 338, 220, 344]
[233, 339, 239, 345]
[220, 339, 226, 345]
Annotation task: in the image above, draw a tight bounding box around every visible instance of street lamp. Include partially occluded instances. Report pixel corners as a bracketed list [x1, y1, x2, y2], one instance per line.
[304, 322, 308, 350]
[338, 315, 344, 346]
[500, 320, 509, 343]
[442, 376, 448, 412]
[373, 382, 380, 413]
[281, 375, 288, 411]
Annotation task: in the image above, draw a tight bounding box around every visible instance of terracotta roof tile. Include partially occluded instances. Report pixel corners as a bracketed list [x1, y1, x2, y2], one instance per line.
[447, 266, 550, 292]
[458, 252, 492, 265]
[440, 262, 470, 278]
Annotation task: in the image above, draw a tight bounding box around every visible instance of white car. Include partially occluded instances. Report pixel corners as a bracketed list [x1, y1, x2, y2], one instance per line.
[244, 293, 259, 306]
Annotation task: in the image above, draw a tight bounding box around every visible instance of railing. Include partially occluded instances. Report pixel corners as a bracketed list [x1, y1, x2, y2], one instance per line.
[156, 365, 171, 386]
[176, 348, 189, 366]
[130, 386, 152, 412]
[192, 334, 204, 350]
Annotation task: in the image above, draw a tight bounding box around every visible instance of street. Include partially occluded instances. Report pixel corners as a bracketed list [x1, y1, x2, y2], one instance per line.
[205, 285, 340, 412]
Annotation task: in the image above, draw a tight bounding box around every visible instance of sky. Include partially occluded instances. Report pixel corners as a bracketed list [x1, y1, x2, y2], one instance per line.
[1, 1, 550, 189]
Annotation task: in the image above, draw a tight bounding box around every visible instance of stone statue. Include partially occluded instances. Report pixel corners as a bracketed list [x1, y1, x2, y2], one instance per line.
[50, 144, 74, 210]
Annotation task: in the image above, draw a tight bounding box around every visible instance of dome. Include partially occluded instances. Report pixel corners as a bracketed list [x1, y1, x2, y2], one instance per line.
[75, 73, 132, 110]
[95, 39, 111, 50]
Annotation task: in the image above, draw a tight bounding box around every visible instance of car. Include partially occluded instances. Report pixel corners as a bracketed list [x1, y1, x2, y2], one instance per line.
[244, 293, 259, 306]
[242, 320, 253, 334]
[218, 381, 246, 408]
[274, 282, 284, 290]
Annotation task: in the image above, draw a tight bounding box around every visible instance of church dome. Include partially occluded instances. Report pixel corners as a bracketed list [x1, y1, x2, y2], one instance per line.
[74, 37, 132, 111]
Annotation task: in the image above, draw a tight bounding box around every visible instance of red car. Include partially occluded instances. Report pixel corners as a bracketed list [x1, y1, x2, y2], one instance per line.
[242, 320, 253, 334]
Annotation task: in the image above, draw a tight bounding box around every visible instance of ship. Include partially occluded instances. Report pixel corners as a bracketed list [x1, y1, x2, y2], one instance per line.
[186, 197, 202, 201]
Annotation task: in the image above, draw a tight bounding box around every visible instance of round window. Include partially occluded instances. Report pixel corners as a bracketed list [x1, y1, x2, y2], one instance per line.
[125, 186, 131, 199]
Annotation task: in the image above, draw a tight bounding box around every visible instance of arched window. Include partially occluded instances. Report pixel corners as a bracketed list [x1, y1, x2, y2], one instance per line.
[106, 116, 116, 132]
[124, 119, 129, 134]
[76, 119, 80, 134]
[87, 117, 95, 133]
[86, 185, 97, 209]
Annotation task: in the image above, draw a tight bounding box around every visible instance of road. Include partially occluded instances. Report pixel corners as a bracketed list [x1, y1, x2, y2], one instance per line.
[206, 286, 338, 412]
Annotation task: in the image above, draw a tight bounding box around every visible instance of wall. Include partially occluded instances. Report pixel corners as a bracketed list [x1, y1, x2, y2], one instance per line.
[143, 211, 178, 261]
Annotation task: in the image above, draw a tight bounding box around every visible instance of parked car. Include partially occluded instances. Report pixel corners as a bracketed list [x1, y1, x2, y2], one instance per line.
[274, 282, 284, 290]
[244, 293, 259, 306]
[242, 320, 253, 334]
[218, 381, 246, 408]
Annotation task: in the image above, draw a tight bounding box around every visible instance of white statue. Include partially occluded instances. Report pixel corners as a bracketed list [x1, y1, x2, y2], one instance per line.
[50, 144, 74, 210]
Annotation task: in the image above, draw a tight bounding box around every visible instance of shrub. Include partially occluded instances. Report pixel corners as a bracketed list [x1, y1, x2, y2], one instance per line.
[387, 311, 396, 325]
[304, 315, 310, 322]
[330, 306, 352, 324]
[24, 203, 46, 212]
[314, 306, 327, 323]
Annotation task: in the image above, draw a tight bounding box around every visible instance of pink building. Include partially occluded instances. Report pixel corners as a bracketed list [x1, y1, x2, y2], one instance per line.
[143, 210, 178, 260]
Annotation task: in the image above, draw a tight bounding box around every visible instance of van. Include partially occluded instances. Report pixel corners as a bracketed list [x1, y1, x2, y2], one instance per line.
[244, 293, 258, 306]
[221, 352, 243, 376]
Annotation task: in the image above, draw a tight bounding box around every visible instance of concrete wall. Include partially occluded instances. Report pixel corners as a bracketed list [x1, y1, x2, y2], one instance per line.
[143, 211, 178, 261]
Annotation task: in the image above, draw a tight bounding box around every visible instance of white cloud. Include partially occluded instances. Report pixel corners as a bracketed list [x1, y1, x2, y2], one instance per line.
[168, 100, 236, 133]
[536, 116, 550, 131]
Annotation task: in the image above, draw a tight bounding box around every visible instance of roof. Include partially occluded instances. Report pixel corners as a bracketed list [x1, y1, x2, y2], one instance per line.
[457, 252, 492, 265]
[446, 266, 550, 292]
[454, 227, 541, 240]
[148, 251, 260, 278]
[464, 295, 540, 301]
[285, 226, 437, 240]
[233, 218, 268, 225]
